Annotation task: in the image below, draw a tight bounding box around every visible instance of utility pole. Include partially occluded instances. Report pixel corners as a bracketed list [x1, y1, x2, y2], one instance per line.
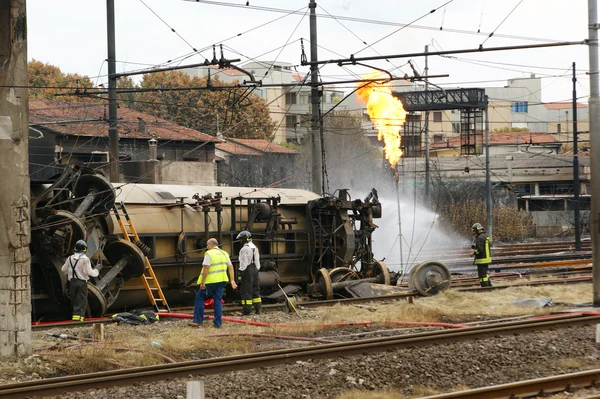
[394, 172, 404, 275]
[107, 0, 119, 182]
[309, 0, 322, 194]
[588, 0, 600, 305]
[424, 45, 430, 208]
[485, 96, 492, 240]
[0, 0, 32, 356]
[572, 62, 581, 251]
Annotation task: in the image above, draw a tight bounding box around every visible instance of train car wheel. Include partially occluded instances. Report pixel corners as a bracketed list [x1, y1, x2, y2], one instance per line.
[103, 238, 147, 278]
[45, 211, 87, 247]
[87, 283, 108, 317]
[315, 268, 333, 300]
[373, 261, 391, 285]
[408, 261, 451, 296]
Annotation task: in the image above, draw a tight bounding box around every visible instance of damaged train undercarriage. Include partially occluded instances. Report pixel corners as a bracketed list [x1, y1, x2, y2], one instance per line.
[30, 167, 450, 320]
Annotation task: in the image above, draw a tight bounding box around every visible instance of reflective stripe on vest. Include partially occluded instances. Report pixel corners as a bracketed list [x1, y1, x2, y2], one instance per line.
[474, 236, 492, 264]
[199, 248, 230, 284]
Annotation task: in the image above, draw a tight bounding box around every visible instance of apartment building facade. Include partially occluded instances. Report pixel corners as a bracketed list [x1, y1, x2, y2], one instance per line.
[184, 61, 344, 144]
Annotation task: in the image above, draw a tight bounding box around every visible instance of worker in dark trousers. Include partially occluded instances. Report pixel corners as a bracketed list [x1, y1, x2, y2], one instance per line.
[470, 223, 492, 287]
[237, 231, 261, 315]
[191, 238, 237, 328]
[61, 240, 99, 321]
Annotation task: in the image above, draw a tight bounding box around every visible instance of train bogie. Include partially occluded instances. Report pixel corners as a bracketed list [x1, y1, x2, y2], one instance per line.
[29, 166, 446, 320]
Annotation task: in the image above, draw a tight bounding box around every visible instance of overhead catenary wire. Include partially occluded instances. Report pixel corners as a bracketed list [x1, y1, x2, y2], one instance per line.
[317, 4, 409, 77]
[479, 0, 524, 47]
[354, 0, 455, 56]
[139, 0, 204, 59]
[182, 0, 566, 43]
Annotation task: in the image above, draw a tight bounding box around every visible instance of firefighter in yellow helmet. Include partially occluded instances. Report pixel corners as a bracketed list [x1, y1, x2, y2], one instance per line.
[60, 240, 99, 321]
[237, 230, 262, 315]
[470, 223, 492, 287]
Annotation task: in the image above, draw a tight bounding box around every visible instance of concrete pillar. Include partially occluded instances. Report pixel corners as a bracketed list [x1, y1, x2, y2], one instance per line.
[0, 0, 32, 357]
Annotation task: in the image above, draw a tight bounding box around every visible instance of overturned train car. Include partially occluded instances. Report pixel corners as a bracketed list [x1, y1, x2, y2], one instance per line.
[30, 167, 408, 319]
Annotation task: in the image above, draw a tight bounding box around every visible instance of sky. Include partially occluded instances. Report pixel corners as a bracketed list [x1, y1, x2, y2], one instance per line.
[27, 0, 591, 103]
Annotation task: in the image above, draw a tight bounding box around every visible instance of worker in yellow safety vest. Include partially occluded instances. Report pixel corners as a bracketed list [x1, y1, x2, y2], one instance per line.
[190, 238, 237, 328]
[470, 223, 492, 287]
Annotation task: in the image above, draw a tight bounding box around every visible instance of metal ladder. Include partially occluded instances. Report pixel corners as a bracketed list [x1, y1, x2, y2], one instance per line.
[112, 201, 171, 313]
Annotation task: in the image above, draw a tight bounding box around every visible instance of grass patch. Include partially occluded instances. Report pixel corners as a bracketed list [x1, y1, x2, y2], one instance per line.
[34, 321, 281, 372]
[409, 385, 442, 397]
[30, 283, 592, 373]
[559, 358, 589, 369]
[336, 389, 406, 399]
[413, 283, 592, 319]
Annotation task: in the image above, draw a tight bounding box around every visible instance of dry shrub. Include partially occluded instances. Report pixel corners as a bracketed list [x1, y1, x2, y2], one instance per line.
[493, 204, 535, 241]
[439, 198, 533, 242]
[433, 179, 535, 242]
[414, 283, 591, 318]
[36, 321, 266, 371]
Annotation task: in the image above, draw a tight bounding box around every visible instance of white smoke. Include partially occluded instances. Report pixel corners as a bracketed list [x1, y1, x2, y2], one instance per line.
[371, 194, 469, 274]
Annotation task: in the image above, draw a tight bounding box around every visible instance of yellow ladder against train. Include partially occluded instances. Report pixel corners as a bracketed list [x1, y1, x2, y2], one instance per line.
[113, 201, 171, 313]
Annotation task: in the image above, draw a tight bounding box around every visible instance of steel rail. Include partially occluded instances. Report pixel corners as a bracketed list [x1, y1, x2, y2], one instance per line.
[417, 245, 592, 264]
[417, 368, 600, 399]
[33, 269, 595, 330]
[450, 272, 592, 287]
[457, 275, 592, 291]
[10, 314, 600, 398]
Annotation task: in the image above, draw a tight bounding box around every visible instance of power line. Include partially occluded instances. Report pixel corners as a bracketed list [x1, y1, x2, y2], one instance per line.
[354, 0, 455, 56]
[480, 0, 524, 47]
[303, 41, 586, 67]
[139, 0, 203, 59]
[317, 4, 408, 77]
[181, 0, 566, 43]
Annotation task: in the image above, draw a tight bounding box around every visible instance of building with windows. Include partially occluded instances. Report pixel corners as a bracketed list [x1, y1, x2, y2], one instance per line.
[343, 75, 588, 159]
[183, 62, 345, 144]
[398, 150, 590, 236]
[215, 138, 297, 187]
[411, 75, 588, 152]
[29, 99, 221, 185]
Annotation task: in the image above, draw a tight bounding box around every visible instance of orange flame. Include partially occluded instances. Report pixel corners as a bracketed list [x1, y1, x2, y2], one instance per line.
[356, 74, 406, 168]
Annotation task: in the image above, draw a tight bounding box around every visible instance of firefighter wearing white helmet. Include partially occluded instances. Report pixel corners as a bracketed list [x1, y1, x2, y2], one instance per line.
[470, 223, 492, 287]
[60, 240, 99, 321]
[236, 230, 261, 315]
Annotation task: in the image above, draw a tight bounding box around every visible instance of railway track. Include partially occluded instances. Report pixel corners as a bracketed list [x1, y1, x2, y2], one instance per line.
[32, 267, 594, 330]
[418, 240, 591, 259]
[418, 368, 600, 398]
[11, 313, 600, 398]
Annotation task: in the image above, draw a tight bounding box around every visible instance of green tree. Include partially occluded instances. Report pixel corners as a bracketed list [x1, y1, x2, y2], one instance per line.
[133, 71, 276, 139]
[493, 126, 530, 133]
[28, 59, 96, 102]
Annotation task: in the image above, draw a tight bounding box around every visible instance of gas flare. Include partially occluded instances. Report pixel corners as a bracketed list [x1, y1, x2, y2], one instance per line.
[356, 74, 406, 168]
